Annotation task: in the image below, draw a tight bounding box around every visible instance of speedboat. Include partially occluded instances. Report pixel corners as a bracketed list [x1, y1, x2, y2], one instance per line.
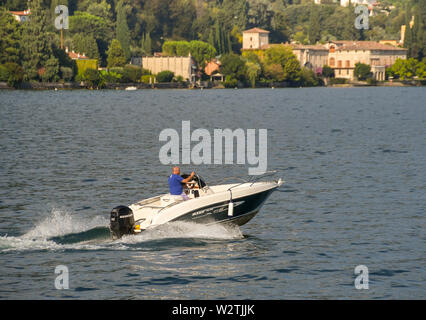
[109, 172, 283, 239]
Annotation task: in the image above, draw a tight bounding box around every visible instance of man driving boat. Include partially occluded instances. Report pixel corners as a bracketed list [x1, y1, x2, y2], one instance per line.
[168, 166, 195, 200]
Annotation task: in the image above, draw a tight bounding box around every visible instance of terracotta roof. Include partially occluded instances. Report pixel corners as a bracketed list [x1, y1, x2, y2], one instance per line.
[332, 41, 407, 51]
[259, 43, 287, 50]
[291, 44, 328, 51]
[243, 27, 270, 34]
[260, 44, 271, 50]
[10, 10, 30, 16]
[67, 50, 89, 60]
[207, 59, 221, 65]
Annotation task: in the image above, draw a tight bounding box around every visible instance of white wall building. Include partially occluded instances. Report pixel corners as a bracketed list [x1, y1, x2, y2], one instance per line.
[341, 0, 376, 7]
[142, 55, 196, 82]
[242, 28, 270, 50]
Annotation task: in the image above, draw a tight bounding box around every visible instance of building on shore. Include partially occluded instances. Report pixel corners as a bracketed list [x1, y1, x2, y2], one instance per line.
[291, 44, 330, 75]
[242, 28, 270, 50]
[241, 27, 407, 81]
[9, 9, 30, 22]
[204, 59, 224, 82]
[65, 47, 89, 60]
[327, 41, 407, 81]
[141, 55, 197, 82]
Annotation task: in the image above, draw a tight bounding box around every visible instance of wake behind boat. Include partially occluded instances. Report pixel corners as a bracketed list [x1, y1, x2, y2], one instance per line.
[109, 172, 283, 239]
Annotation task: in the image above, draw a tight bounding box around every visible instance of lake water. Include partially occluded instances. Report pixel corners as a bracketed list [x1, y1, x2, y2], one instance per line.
[0, 87, 425, 299]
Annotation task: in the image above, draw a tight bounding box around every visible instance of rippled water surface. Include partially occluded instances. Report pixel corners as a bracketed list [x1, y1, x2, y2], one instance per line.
[0, 87, 425, 299]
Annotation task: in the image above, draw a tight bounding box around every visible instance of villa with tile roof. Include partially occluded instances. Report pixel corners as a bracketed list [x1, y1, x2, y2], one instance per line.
[327, 41, 407, 80]
[242, 28, 407, 81]
[9, 9, 30, 22]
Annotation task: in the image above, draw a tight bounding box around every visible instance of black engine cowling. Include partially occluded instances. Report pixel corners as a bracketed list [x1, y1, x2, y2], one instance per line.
[110, 205, 135, 239]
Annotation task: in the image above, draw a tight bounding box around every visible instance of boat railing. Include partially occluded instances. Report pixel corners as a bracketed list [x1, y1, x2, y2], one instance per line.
[135, 195, 161, 206]
[140, 205, 164, 209]
[248, 170, 279, 187]
[213, 170, 278, 186]
[225, 170, 279, 191]
[157, 199, 183, 214]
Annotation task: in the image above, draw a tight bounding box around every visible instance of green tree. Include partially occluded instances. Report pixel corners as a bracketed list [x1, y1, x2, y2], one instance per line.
[86, 0, 112, 21]
[72, 33, 100, 60]
[116, 0, 131, 61]
[83, 68, 103, 88]
[176, 41, 190, 56]
[163, 41, 178, 56]
[404, 4, 414, 57]
[60, 66, 74, 81]
[169, 0, 197, 39]
[354, 62, 372, 80]
[41, 56, 60, 82]
[299, 67, 320, 87]
[410, 5, 425, 60]
[0, 8, 22, 65]
[264, 63, 285, 82]
[188, 40, 216, 68]
[264, 45, 301, 82]
[308, 5, 321, 45]
[141, 32, 152, 55]
[122, 64, 142, 82]
[221, 0, 248, 31]
[416, 58, 426, 79]
[1, 62, 23, 88]
[107, 39, 126, 68]
[247, 0, 273, 30]
[270, 11, 290, 44]
[69, 11, 113, 65]
[221, 53, 247, 82]
[3, 0, 29, 11]
[245, 61, 261, 88]
[208, 29, 215, 49]
[214, 20, 224, 54]
[322, 65, 335, 78]
[20, 0, 55, 80]
[164, 40, 216, 67]
[156, 70, 174, 82]
[388, 58, 421, 80]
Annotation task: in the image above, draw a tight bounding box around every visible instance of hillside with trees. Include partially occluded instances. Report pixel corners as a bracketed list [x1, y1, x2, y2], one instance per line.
[0, 0, 424, 86]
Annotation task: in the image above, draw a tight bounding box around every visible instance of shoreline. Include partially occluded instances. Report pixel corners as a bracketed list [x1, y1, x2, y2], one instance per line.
[0, 80, 423, 91]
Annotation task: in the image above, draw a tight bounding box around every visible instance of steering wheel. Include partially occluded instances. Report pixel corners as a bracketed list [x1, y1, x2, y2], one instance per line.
[181, 173, 200, 190]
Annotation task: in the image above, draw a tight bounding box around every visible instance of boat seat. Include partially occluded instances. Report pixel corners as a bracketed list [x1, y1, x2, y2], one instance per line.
[160, 194, 184, 207]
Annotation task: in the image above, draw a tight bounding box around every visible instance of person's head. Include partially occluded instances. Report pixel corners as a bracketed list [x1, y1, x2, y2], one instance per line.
[172, 166, 180, 175]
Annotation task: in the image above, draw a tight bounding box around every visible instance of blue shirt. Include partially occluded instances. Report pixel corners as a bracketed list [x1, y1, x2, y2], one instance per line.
[168, 174, 184, 195]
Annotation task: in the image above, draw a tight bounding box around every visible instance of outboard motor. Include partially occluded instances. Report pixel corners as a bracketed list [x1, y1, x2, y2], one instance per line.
[110, 205, 135, 239]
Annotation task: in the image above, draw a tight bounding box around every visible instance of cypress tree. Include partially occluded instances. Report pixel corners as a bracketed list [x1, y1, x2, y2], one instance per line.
[227, 33, 232, 54]
[308, 5, 321, 45]
[21, 0, 55, 80]
[404, 4, 413, 57]
[0, 8, 22, 64]
[116, 0, 130, 61]
[107, 39, 126, 68]
[143, 33, 152, 55]
[140, 33, 145, 54]
[417, 17, 425, 60]
[208, 29, 215, 50]
[214, 21, 222, 54]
